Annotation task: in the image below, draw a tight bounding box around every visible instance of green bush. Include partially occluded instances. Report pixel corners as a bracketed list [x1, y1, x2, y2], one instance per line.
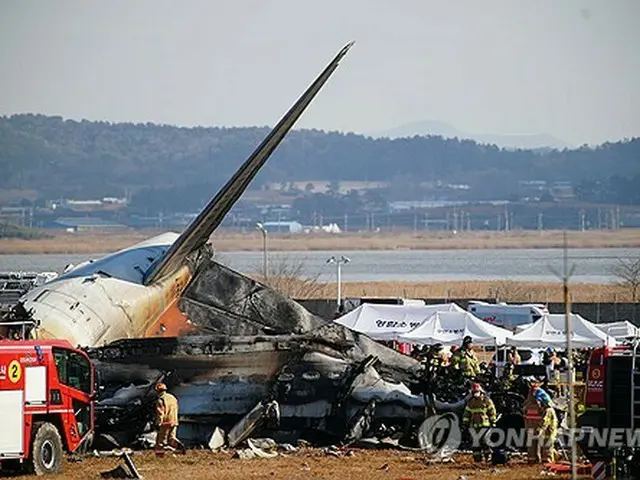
[0, 222, 53, 240]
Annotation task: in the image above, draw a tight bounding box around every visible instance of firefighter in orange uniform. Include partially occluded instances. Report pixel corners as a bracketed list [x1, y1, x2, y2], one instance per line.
[154, 383, 185, 453]
[523, 383, 543, 463]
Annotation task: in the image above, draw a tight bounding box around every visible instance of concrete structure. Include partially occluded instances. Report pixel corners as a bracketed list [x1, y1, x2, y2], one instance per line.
[262, 221, 303, 233]
[51, 217, 129, 232]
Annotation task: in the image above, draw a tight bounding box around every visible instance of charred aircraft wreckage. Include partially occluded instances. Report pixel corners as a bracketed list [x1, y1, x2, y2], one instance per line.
[1, 43, 528, 452]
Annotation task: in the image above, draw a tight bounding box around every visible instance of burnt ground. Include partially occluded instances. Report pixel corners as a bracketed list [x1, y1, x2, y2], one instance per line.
[5, 449, 578, 480]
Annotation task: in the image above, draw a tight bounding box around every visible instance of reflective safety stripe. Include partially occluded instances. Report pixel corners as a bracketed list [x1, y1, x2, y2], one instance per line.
[466, 408, 488, 414]
[524, 408, 542, 420]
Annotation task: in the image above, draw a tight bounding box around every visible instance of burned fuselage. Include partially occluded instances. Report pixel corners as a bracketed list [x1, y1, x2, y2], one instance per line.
[89, 258, 428, 447]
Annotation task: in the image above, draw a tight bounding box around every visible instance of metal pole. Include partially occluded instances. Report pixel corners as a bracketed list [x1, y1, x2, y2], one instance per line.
[336, 261, 341, 307]
[257, 223, 268, 282]
[563, 232, 577, 479]
[262, 230, 268, 282]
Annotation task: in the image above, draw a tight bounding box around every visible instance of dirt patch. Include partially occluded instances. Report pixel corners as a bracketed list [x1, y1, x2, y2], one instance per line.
[6, 449, 574, 480]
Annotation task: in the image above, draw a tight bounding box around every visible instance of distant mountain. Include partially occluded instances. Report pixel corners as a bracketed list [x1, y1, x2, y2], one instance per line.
[369, 120, 570, 150]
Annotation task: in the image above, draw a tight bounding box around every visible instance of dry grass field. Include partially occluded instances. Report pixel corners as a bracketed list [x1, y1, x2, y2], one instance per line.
[257, 278, 633, 303]
[9, 449, 576, 480]
[0, 228, 639, 254]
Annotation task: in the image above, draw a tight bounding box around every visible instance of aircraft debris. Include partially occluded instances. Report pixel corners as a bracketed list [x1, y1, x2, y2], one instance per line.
[100, 451, 142, 479]
[208, 427, 226, 451]
[93, 449, 136, 458]
[246, 438, 278, 458]
[280, 443, 297, 452]
[228, 401, 280, 448]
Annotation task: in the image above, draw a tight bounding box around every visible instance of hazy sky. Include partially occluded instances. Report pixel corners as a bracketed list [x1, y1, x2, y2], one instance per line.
[0, 1, 638, 146]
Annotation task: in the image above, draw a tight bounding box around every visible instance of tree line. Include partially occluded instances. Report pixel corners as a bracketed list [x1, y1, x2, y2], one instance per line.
[1, 114, 638, 210]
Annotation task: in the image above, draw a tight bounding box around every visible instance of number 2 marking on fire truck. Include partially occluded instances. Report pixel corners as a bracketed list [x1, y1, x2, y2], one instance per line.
[8, 360, 21, 383]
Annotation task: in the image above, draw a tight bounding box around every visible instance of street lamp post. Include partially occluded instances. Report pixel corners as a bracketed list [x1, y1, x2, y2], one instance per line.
[326, 255, 350, 307]
[256, 223, 268, 282]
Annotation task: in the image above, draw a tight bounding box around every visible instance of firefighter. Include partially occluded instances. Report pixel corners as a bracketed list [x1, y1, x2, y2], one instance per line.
[154, 383, 185, 454]
[500, 361, 516, 388]
[506, 346, 521, 365]
[523, 383, 544, 463]
[543, 347, 561, 379]
[451, 336, 480, 377]
[536, 395, 558, 463]
[462, 383, 497, 462]
[427, 343, 447, 368]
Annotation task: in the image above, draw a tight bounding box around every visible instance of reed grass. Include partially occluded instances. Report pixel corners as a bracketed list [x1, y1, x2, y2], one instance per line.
[262, 278, 635, 303]
[1, 228, 639, 254]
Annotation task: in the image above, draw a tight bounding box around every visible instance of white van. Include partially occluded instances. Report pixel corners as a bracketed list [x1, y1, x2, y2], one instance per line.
[343, 297, 425, 312]
[467, 301, 548, 331]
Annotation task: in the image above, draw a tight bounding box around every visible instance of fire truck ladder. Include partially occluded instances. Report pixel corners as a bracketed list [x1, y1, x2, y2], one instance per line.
[632, 339, 640, 431]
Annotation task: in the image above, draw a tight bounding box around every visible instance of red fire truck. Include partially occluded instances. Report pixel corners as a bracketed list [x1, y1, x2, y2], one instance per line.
[0, 338, 94, 475]
[579, 342, 640, 478]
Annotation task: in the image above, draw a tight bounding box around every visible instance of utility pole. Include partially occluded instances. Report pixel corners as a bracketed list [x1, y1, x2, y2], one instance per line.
[504, 206, 510, 232]
[256, 223, 268, 282]
[413, 213, 418, 232]
[559, 232, 577, 479]
[597, 208, 602, 229]
[466, 212, 471, 231]
[546, 232, 578, 478]
[538, 212, 543, 233]
[609, 209, 615, 230]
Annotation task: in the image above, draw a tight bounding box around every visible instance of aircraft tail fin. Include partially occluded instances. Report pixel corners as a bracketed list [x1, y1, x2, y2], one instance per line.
[144, 42, 354, 285]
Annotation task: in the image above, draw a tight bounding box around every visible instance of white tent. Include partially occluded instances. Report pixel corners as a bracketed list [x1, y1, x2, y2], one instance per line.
[334, 303, 465, 341]
[507, 314, 615, 348]
[397, 311, 514, 346]
[515, 323, 533, 334]
[595, 321, 639, 340]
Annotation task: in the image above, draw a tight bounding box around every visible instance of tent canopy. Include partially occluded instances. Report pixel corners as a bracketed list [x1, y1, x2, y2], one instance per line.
[334, 303, 465, 341]
[507, 314, 615, 348]
[595, 321, 639, 340]
[397, 311, 513, 346]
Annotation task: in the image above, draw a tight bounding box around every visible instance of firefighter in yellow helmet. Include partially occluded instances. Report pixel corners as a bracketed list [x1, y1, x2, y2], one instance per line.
[536, 394, 558, 463]
[462, 383, 497, 462]
[451, 336, 480, 377]
[154, 383, 185, 454]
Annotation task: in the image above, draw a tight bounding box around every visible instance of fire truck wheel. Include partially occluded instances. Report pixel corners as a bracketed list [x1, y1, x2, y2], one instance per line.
[27, 422, 63, 476]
